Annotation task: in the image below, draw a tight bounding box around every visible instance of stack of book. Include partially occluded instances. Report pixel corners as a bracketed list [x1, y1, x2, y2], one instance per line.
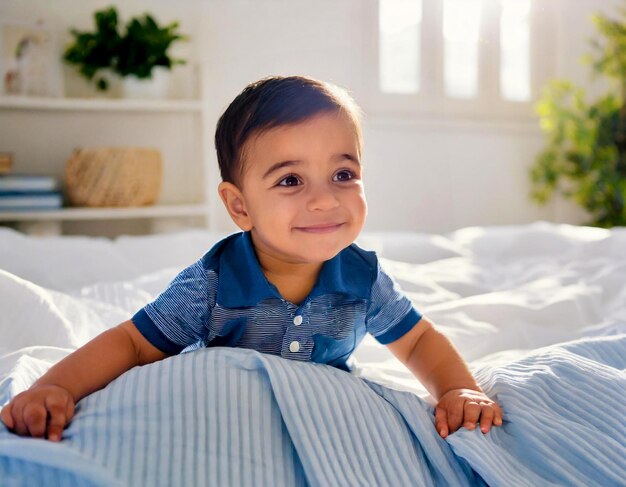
[0, 174, 63, 212]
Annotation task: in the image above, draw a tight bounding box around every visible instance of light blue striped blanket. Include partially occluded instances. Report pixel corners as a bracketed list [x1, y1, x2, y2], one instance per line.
[1, 334, 625, 487]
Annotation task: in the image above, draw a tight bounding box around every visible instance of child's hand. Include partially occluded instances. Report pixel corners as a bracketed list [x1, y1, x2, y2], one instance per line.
[435, 388, 503, 438]
[0, 385, 75, 442]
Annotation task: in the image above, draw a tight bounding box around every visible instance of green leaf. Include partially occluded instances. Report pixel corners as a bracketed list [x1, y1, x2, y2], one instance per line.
[63, 6, 187, 86]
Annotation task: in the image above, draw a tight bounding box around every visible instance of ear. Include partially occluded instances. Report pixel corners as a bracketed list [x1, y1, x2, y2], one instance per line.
[218, 181, 253, 231]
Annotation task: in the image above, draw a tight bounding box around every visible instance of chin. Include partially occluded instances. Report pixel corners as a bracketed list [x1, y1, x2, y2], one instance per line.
[294, 239, 351, 263]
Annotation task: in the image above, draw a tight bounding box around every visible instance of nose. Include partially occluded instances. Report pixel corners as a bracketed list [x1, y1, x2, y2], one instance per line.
[306, 182, 340, 212]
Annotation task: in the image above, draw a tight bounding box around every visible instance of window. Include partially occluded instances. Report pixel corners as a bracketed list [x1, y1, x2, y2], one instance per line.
[374, 0, 542, 117]
[443, 0, 482, 99]
[378, 0, 422, 94]
[500, 0, 531, 102]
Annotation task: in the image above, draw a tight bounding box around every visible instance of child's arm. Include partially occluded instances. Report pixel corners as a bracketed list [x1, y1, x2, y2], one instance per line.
[386, 316, 503, 438]
[0, 320, 168, 441]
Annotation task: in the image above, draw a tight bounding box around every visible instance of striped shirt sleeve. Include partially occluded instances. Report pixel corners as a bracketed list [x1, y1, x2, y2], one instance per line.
[365, 261, 422, 345]
[131, 259, 214, 355]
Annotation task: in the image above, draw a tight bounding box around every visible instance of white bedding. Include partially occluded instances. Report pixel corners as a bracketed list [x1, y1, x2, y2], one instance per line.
[0, 221, 624, 398]
[1, 221, 625, 486]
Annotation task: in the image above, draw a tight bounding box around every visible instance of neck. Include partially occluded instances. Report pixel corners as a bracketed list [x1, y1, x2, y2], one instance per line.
[250, 235, 323, 305]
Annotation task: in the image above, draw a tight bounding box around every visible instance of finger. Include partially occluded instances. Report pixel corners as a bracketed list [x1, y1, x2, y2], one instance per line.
[65, 396, 75, 424]
[46, 409, 67, 442]
[46, 415, 68, 442]
[10, 401, 29, 436]
[463, 401, 481, 430]
[45, 397, 71, 442]
[493, 402, 504, 426]
[0, 404, 15, 429]
[46, 423, 65, 442]
[447, 401, 465, 433]
[479, 404, 495, 434]
[23, 403, 47, 438]
[435, 407, 448, 438]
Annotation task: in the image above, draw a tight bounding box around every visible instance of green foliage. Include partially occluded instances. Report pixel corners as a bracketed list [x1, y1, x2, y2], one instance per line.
[63, 6, 188, 91]
[532, 7, 626, 227]
[116, 14, 186, 79]
[63, 7, 121, 90]
[586, 8, 626, 89]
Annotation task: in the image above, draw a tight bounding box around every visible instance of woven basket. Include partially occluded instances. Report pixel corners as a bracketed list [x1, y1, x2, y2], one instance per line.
[65, 147, 162, 207]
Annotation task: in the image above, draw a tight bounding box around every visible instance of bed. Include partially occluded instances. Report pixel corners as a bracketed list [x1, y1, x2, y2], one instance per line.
[0, 221, 624, 486]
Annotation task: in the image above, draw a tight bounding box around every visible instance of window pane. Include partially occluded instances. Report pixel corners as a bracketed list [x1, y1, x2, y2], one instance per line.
[500, 0, 531, 101]
[379, 0, 422, 94]
[443, 0, 482, 99]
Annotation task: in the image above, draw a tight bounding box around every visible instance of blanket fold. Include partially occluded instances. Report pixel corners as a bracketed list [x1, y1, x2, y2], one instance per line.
[2, 335, 625, 487]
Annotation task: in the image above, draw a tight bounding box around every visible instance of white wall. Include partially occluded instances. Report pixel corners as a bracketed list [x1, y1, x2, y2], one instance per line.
[1, 0, 620, 234]
[204, 0, 622, 233]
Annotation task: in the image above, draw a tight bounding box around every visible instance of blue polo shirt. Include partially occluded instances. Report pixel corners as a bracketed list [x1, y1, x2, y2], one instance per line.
[131, 231, 422, 371]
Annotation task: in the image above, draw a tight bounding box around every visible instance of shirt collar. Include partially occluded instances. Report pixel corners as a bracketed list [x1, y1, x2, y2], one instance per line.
[216, 231, 371, 308]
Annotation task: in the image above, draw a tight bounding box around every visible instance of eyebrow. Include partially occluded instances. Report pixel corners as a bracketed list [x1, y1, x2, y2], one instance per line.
[262, 153, 360, 179]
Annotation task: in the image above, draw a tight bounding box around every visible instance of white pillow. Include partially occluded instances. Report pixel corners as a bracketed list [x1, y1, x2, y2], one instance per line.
[0, 228, 137, 291]
[357, 231, 464, 264]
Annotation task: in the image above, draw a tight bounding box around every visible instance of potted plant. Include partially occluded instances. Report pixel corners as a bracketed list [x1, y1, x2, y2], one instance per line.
[531, 5, 626, 227]
[63, 7, 121, 92]
[63, 6, 188, 97]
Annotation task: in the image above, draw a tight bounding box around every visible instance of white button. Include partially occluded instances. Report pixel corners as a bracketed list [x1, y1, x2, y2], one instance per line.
[289, 341, 300, 353]
[293, 315, 303, 326]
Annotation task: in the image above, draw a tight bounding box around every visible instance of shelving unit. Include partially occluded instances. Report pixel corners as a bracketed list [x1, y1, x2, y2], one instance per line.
[0, 2, 218, 238]
[0, 89, 213, 237]
[0, 204, 208, 221]
[0, 204, 209, 236]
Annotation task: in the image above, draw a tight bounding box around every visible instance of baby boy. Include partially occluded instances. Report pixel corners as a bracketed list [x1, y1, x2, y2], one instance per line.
[1, 75, 502, 442]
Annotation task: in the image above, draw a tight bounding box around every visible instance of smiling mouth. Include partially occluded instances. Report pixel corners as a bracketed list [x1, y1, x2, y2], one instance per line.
[295, 223, 344, 234]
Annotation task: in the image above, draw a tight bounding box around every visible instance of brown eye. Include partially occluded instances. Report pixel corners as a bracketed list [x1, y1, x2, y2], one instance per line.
[278, 175, 301, 187]
[333, 170, 355, 182]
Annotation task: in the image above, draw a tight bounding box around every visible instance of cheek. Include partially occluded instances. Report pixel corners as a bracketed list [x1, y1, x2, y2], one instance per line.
[249, 195, 296, 223]
[348, 188, 368, 215]
[357, 198, 368, 226]
[357, 186, 367, 208]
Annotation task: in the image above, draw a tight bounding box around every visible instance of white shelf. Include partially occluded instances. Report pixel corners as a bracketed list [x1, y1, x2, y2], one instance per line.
[0, 96, 202, 113]
[0, 8, 212, 237]
[0, 204, 209, 222]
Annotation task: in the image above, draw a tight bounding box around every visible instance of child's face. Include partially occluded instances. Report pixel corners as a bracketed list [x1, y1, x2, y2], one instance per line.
[219, 110, 367, 265]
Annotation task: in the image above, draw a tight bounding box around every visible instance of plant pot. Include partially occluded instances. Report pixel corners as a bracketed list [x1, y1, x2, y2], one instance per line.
[122, 68, 170, 99]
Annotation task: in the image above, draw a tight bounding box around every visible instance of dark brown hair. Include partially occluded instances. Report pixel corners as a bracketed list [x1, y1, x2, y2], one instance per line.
[214, 75, 363, 187]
